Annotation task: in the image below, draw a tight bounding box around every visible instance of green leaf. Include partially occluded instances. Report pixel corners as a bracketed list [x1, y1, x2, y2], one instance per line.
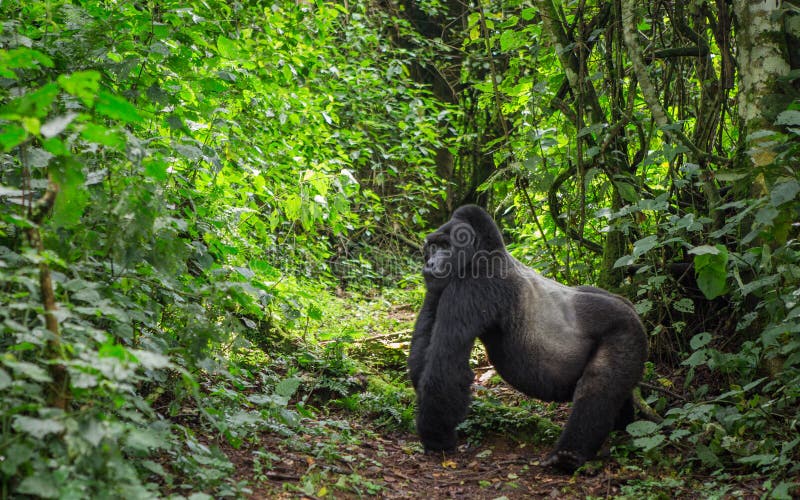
[51, 158, 88, 228]
[99, 343, 135, 362]
[0, 124, 27, 151]
[42, 137, 69, 156]
[0, 443, 33, 475]
[143, 158, 168, 180]
[769, 180, 799, 207]
[95, 91, 143, 123]
[16, 472, 58, 499]
[275, 376, 301, 399]
[673, 298, 695, 313]
[250, 260, 282, 279]
[694, 245, 728, 300]
[696, 269, 727, 299]
[613, 255, 635, 268]
[695, 444, 722, 467]
[80, 123, 125, 149]
[683, 349, 708, 368]
[714, 170, 748, 182]
[632, 235, 659, 258]
[233, 266, 255, 280]
[613, 180, 639, 203]
[627, 420, 659, 436]
[13, 415, 65, 437]
[775, 109, 800, 126]
[754, 206, 779, 226]
[690, 332, 712, 350]
[688, 245, 719, 256]
[307, 304, 323, 321]
[0, 367, 11, 390]
[499, 30, 523, 52]
[130, 349, 171, 369]
[284, 194, 302, 220]
[633, 434, 665, 452]
[521, 8, 537, 20]
[2, 83, 59, 118]
[58, 70, 101, 105]
[126, 428, 164, 451]
[2, 47, 54, 74]
[5, 360, 51, 382]
[217, 35, 240, 59]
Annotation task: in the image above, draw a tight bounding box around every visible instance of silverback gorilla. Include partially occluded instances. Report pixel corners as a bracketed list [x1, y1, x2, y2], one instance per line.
[408, 205, 647, 472]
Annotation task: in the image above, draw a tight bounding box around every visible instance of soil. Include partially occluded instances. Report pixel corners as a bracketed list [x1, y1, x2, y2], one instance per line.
[221, 424, 646, 499]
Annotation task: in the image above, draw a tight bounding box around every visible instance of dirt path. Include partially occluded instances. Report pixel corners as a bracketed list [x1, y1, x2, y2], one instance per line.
[220, 416, 652, 499]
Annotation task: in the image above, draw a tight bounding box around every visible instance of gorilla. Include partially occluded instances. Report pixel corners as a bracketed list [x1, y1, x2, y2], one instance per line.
[408, 205, 647, 472]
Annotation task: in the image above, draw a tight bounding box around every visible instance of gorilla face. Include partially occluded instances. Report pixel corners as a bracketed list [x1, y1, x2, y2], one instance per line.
[421, 205, 512, 287]
[421, 217, 477, 290]
[421, 241, 451, 290]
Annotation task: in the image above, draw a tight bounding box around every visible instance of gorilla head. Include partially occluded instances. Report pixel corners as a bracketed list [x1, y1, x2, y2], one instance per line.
[408, 205, 647, 472]
[421, 206, 508, 288]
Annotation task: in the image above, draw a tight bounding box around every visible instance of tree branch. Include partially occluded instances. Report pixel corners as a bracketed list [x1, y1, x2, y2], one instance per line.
[547, 165, 603, 254]
[25, 179, 70, 410]
[620, 0, 731, 166]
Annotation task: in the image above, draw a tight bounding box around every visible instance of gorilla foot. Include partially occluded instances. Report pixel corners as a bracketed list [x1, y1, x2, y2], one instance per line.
[420, 430, 457, 455]
[542, 450, 586, 473]
[424, 447, 455, 456]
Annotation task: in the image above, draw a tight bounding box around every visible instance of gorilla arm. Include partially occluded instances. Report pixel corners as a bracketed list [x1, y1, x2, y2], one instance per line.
[408, 291, 439, 391]
[414, 285, 491, 452]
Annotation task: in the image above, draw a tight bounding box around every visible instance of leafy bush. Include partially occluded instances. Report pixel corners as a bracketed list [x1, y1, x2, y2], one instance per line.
[0, 0, 444, 495]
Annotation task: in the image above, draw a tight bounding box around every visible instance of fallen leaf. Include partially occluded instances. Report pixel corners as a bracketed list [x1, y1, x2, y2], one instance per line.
[478, 369, 497, 383]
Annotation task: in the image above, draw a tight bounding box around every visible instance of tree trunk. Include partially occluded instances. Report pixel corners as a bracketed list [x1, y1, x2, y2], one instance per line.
[732, 0, 793, 191]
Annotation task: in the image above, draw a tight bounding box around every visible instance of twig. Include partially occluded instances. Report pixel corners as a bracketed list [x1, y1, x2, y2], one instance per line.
[263, 472, 300, 481]
[24, 174, 69, 410]
[632, 386, 663, 423]
[639, 381, 686, 402]
[318, 329, 412, 345]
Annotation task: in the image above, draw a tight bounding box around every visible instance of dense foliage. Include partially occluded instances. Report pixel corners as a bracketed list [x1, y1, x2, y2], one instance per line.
[1, 0, 798, 498]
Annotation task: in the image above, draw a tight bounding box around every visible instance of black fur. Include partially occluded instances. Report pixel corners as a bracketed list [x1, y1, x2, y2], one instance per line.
[408, 205, 647, 472]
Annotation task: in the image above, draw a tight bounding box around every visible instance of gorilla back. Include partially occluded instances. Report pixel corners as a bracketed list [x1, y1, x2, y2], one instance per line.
[408, 205, 647, 472]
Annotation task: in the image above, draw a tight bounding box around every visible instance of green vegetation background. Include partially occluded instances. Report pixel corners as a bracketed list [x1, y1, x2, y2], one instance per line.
[0, 1, 798, 498]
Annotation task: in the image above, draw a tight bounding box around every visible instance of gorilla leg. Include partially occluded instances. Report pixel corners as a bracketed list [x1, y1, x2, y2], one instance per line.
[614, 396, 635, 431]
[545, 337, 642, 471]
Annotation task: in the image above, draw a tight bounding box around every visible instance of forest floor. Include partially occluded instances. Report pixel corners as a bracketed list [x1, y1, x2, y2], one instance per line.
[181, 296, 771, 498]
[225, 425, 637, 499]
[211, 389, 766, 499]
[218, 407, 635, 499]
